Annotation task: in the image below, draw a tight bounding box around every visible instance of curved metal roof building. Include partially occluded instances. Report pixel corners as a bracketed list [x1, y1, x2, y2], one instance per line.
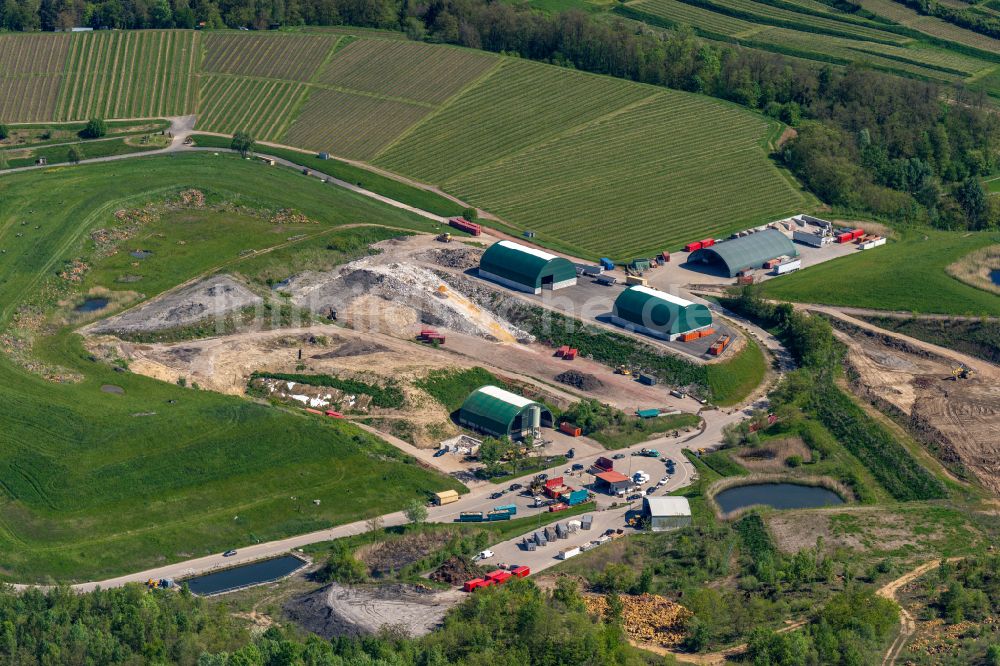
[479, 241, 577, 294]
[611, 286, 713, 341]
[458, 385, 553, 440]
[689, 229, 798, 277]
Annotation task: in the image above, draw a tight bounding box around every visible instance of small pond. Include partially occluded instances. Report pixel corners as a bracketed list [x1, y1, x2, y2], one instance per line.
[715, 482, 844, 514]
[130, 249, 154, 259]
[991, 269, 1000, 287]
[75, 297, 109, 312]
[184, 555, 307, 596]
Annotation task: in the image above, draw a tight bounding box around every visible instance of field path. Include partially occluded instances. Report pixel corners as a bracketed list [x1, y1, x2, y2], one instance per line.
[877, 557, 962, 666]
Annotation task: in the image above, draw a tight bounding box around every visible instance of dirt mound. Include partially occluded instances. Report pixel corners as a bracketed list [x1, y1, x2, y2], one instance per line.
[418, 246, 482, 270]
[89, 275, 261, 336]
[357, 532, 453, 577]
[583, 593, 691, 648]
[283, 256, 527, 342]
[311, 339, 389, 359]
[285, 582, 463, 639]
[556, 370, 603, 391]
[429, 555, 482, 585]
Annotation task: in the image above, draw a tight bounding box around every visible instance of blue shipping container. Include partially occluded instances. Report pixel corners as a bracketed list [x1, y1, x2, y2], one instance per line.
[488, 511, 511, 521]
[600, 258, 615, 271]
[493, 504, 517, 515]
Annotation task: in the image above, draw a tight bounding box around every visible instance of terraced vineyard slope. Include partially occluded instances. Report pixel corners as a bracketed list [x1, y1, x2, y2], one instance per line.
[618, 0, 997, 85]
[0, 33, 69, 122]
[56, 30, 199, 120]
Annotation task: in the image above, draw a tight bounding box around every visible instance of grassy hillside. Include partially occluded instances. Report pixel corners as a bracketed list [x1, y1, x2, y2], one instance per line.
[761, 228, 1000, 316]
[0, 153, 462, 583]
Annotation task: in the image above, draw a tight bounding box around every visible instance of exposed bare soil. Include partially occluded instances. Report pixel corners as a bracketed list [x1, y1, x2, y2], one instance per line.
[835, 322, 1000, 494]
[284, 582, 464, 639]
[87, 274, 261, 335]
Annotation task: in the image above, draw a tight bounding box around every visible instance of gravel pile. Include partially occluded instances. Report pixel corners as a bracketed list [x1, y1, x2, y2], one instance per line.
[556, 370, 604, 391]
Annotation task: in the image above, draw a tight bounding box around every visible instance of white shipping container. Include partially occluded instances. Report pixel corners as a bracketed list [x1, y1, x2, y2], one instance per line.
[558, 547, 581, 560]
[774, 259, 802, 274]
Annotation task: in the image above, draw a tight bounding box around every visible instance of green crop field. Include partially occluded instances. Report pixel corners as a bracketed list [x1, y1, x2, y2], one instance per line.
[0, 33, 69, 122]
[761, 229, 1000, 316]
[373, 59, 655, 183]
[695, 0, 910, 42]
[430, 91, 806, 257]
[315, 38, 498, 104]
[856, 0, 1000, 52]
[202, 32, 339, 81]
[0, 153, 462, 583]
[55, 30, 198, 121]
[2, 32, 813, 256]
[283, 87, 433, 159]
[625, 0, 759, 35]
[198, 75, 308, 141]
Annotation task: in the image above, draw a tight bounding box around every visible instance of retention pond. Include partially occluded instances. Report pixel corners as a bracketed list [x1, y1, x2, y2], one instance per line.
[991, 269, 1000, 287]
[715, 482, 844, 514]
[185, 554, 307, 596]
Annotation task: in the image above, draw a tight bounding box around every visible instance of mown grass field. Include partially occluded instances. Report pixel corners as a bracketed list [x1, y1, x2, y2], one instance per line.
[761, 229, 1000, 316]
[706, 336, 768, 406]
[0, 153, 462, 583]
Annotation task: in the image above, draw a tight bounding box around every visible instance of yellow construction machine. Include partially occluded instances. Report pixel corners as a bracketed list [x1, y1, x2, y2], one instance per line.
[950, 365, 975, 380]
[615, 365, 632, 376]
[437, 232, 452, 243]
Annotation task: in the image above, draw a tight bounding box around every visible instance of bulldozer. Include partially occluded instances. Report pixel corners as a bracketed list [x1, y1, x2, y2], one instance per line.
[950, 365, 975, 380]
[436, 232, 452, 243]
[615, 365, 632, 376]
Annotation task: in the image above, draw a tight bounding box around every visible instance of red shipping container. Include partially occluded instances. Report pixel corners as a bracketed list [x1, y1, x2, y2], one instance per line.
[564, 349, 577, 360]
[463, 578, 485, 592]
[487, 570, 513, 584]
[545, 477, 564, 490]
[555, 345, 569, 357]
[325, 410, 344, 418]
[549, 502, 569, 512]
[851, 229, 865, 239]
[449, 217, 482, 236]
[685, 241, 703, 252]
[836, 233, 853, 243]
[700, 238, 715, 247]
[560, 422, 582, 437]
[511, 566, 530, 578]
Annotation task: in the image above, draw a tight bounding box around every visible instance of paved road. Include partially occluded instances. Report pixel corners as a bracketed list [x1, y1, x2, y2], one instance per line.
[21, 408, 738, 593]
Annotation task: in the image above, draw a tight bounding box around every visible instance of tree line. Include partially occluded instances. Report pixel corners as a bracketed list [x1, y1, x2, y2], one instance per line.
[1, 0, 997, 229]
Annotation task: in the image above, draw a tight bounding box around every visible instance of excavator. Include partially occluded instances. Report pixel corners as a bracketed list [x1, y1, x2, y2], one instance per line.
[950, 365, 975, 380]
[615, 365, 632, 376]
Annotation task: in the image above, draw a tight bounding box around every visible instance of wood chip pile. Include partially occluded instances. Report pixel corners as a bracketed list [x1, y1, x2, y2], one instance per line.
[583, 593, 691, 647]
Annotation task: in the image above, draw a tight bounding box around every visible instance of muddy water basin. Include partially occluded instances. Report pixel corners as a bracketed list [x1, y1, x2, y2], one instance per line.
[75, 297, 109, 312]
[184, 554, 307, 596]
[716, 482, 844, 514]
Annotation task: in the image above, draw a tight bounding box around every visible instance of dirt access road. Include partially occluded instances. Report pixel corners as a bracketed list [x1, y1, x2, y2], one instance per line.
[877, 557, 963, 666]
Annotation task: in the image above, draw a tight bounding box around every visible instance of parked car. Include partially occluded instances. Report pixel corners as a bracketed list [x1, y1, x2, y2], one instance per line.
[572, 463, 585, 471]
[660, 476, 669, 485]
[612, 453, 626, 460]
[536, 473, 548, 480]
[509, 483, 523, 491]
[474, 549, 495, 561]
[223, 550, 237, 557]
[566, 448, 575, 459]
[490, 492, 504, 499]
[626, 493, 642, 501]
[433, 448, 447, 457]
[646, 487, 656, 495]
